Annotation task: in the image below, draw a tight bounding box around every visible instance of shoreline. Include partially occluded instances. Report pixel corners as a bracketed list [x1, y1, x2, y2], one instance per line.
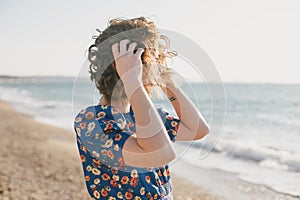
[0, 99, 218, 200]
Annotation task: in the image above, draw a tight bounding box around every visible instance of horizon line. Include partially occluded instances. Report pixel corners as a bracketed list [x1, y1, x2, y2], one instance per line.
[0, 74, 299, 85]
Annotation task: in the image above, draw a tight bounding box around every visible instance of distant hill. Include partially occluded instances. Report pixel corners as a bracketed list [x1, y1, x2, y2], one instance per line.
[0, 75, 19, 79]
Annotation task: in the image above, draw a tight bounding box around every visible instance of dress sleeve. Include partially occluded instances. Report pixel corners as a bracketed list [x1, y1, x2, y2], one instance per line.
[157, 107, 181, 142]
[73, 107, 131, 169]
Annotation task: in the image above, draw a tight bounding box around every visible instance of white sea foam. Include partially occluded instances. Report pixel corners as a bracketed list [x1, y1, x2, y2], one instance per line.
[193, 138, 300, 172]
[175, 143, 300, 197]
[0, 85, 74, 130]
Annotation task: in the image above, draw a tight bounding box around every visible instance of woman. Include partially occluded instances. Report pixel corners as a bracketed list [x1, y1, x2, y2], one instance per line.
[73, 16, 210, 200]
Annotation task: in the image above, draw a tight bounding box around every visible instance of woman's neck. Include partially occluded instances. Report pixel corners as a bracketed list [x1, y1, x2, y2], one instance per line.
[98, 97, 130, 114]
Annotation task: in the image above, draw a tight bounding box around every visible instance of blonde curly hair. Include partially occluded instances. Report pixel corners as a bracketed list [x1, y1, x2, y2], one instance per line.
[88, 16, 178, 105]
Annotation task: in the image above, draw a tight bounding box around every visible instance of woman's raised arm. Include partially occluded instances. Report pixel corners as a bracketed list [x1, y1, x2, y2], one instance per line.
[112, 39, 176, 168]
[164, 81, 210, 141]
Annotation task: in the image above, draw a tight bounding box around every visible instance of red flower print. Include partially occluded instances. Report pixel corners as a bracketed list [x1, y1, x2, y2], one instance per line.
[170, 129, 176, 136]
[111, 107, 119, 114]
[94, 178, 100, 185]
[80, 155, 86, 162]
[92, 158, 101, 167]
[101, 150, 107, 155]
[107, 150, 114, 160]
[90, 184, 97, 191]
[85, 175, 90, 182]
[76, 107, 177, 199]
[117, 122, 126, 129]
[114, 144, 119, 151]
[103, 139, 113, 148]
[101, 188, 108, 197]
[125, 192, 133, 200]
[145, 176, 151, 184]
[121, 176, 129, 184]
[129, 122, 134, 127]
[102, 173, 111, 181]
[140, 187, 145, 195]
[105, 185, 111, 192]
[80, 122, 86, 129]
[117, 118, 124, 124]
[111, 167, 118, 175]
[88, 122, 96, 132]
[158, 171, 162, 176]
[104, 123, 113, 131]
[146, 192, 152, 199]
[85, 111, 95, 120]
[110, 179, 118, 188]
[85, 130, 92, 136]
[117, 191, 123, 199]
[130, 169, 138, 178]
[163, 169, 167, 176]
[175, 125, 179, 131]
[115, 134, 122, 141]
[130, 177, 138, 187]
[86, 165, 92, 172]
[101, 105, 108, 109]
[118, 157, 125, 168]
[157, 179, 162, 185]
[94, 133, 100, 140]
[166, 169, 170, 176]
[97, 111, 106, 119]
[92, 168, 100, 175]
[75, 127, 81, 136]
[101, 134, 108, 141]
[118, 157, 123, 163]
[93, 190, 100, 199]
[171, 120, 178, 127]
[91, 150, 100, 158]
[80, 145, 87, 153]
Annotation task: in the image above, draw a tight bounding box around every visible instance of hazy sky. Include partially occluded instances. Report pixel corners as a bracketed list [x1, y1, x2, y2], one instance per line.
[1, 0, 300, 83]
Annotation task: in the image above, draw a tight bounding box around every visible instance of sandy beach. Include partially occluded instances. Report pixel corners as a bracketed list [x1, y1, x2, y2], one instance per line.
[0, 99, 218, 200]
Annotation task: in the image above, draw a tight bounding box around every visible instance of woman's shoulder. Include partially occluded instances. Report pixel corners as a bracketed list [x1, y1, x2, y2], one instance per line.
[74, 104, 172, 126]
[74, 104, 119, 121]
[75, 104, 111, 115]
[73, 104, 128, 133]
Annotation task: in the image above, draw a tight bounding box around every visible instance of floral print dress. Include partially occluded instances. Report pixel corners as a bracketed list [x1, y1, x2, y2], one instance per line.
[73, 104, 180, 200]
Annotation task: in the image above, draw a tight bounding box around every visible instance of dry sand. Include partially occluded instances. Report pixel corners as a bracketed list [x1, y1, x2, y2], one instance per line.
[0, 100, 218, 200]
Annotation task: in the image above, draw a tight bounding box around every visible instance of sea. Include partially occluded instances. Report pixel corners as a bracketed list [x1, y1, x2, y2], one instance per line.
[0, 76, 299, 197]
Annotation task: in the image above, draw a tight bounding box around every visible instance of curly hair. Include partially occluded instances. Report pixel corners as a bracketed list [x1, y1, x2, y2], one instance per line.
[87, 16, 178, 105]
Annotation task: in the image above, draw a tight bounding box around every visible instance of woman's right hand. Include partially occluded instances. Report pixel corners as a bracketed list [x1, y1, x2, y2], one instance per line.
[111, 39, 145, 90]
[111, 41, 176, 168]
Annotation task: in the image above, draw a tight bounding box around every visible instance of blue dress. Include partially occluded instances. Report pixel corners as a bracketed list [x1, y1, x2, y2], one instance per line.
[73, 104, 180, 200]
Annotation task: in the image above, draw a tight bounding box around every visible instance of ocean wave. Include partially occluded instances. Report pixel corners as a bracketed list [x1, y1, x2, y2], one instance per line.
[176, 142, 300, 197]
[0, 86, 74, 130]
[191, 140, 300, 172]
[0, 86, 67, 109]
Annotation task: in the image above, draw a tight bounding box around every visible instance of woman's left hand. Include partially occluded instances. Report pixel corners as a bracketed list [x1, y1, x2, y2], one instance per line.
[111, 39, 145, 87]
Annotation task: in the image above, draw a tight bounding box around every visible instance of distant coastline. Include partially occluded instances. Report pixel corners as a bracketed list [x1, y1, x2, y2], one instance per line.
[1, 74, 300, 85]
